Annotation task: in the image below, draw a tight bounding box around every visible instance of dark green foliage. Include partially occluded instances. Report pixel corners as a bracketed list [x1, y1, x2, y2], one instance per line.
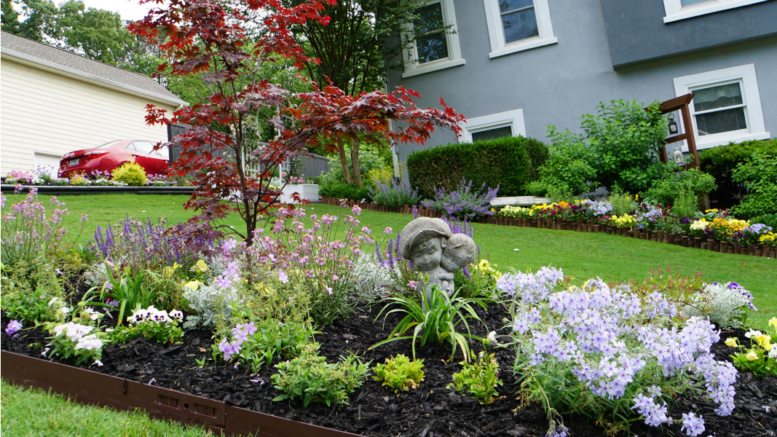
[699, 138, 777, 210]
[407, 136, 548, 198]
[644, 168, 717, 209]
[730, 153, 777, 218]
[751, 214, 777, 230]
[318, 183, 370, 201]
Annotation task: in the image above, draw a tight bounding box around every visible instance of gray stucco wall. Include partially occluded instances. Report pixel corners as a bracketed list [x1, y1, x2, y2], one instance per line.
[600, 0, 777, 68]
[387, 0, 777, 170]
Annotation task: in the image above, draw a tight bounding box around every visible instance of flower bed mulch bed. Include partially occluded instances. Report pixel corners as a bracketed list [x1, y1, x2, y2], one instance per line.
[3, 299, 776, 437]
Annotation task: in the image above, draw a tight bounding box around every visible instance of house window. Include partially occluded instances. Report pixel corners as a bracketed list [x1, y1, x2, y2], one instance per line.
[459, 109, 526, 143]
[482, 0, 556, 59]
[662, 0, 768, 23]
[401, 0, 465, 78]
[673, 64, 769, 150]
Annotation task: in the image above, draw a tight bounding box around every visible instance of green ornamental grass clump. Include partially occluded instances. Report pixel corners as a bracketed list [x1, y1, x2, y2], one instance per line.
[112, 162, 148, 186]
[449, 352, 502, 404]
[373, 354, 425, 392]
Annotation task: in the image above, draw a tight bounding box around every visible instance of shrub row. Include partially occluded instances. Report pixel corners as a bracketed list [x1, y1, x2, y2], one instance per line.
[407, 136, 548, 199]
[700, 138, 777, 210]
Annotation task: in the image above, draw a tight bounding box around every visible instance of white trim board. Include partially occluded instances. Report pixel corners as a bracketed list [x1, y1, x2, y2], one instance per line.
[482, 0, 557, 59]
[458, 109, 526, 143]
[401, 0, 465, 78]
[662, 0, 768, 23]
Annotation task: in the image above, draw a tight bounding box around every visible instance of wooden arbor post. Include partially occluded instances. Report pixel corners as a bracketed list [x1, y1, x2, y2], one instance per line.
[656, 93, 700, 170]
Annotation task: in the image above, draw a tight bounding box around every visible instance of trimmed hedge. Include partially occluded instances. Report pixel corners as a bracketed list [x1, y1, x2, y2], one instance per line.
[318, 183, 370, 201]
[407, 136, 548, 198]
[699, 138, 777, 210]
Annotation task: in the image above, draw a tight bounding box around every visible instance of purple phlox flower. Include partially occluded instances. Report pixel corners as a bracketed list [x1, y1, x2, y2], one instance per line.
[250, 375, 264, 384]
[383, 227, 393, 235]
[545, 425, 568, 437]
[326, 286, 333, 296]
[106, 298, 119, 308]
[219, 338, 242, 361]
[5, 320, 23, 336]
[631, 393, 672, 427]
[278, 270, 289, 284]
[407, 280, 418, 290]
[681, 413, 705, 436]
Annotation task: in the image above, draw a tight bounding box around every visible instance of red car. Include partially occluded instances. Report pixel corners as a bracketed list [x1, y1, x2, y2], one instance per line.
[58, 139, 169, 178]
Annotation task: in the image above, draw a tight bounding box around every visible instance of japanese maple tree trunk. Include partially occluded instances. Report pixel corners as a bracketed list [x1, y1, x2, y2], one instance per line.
[351, 140, 362, 188]
[336, 141, 354, 186]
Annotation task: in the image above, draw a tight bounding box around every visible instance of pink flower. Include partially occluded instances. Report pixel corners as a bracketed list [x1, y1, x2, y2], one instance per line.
[326, 286, 333, 296]
[407, 281, 418, 289]
[383, 227, 393, 235]
[332, 274, 339, 281]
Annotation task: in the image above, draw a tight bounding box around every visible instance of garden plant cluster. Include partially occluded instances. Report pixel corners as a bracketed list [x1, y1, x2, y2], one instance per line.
[2, 185, 776, 436]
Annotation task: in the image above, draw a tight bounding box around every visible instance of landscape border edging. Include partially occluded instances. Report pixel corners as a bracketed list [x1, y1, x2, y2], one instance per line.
[0, 350, 364, 437]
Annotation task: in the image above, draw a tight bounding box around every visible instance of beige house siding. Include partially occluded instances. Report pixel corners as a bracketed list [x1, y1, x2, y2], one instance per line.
[0, 57, 178, 176]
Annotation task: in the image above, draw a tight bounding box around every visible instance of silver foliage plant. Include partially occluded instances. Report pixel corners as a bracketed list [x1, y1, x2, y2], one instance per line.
[682, 282, 756, 329]
[349, 254, 400, 304]
[183, 283, 240, 330]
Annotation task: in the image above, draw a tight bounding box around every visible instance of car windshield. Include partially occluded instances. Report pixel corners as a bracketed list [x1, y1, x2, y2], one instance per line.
[97, 140, 125, 148]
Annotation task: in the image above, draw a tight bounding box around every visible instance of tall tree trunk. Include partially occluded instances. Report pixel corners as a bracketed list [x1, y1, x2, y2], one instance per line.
[351, 140, 362, 188]
[337, 141, 354, 185]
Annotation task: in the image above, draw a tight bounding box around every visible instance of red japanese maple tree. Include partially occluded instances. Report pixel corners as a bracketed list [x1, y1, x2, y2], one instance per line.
[130, 0, 464, 245]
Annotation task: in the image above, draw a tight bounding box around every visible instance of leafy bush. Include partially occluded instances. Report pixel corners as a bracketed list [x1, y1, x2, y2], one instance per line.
[1, 260, 69, 324]
[421, 177, 499, 219]
[543, 100, 669, 194]
[751, 213, 777, 230]
[407, 136, 548, 198]
[644, 168, 717, 209]
[366, 167, 393, 186]
[449, 352, 502, 404]
[371, 286, 488, 362]
[608, 192, 636, 217]
[319, 183, 370, 201]
[112, 162, 148, 186]
[730, 154, 777, 218]
[368, 178, 420, 208]
[699, 138, 777, 210]
[373, 355, 425, 392]
[272, 344, 370, 407]
[525, 140, 598, 199]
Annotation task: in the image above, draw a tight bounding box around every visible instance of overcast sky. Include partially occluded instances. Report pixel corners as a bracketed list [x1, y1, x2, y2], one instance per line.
[81, 0, 158, 21]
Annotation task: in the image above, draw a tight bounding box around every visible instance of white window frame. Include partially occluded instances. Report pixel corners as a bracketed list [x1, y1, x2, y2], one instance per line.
[673, 64, 769, 150]
[482, 0, 557, 59]
[401, 0, 465, 79]
[662, 0, 768, 23]
[458, 109, 526, 143]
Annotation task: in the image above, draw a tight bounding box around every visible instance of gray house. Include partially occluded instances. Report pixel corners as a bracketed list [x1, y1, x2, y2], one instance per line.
[387, 0, 777, 172]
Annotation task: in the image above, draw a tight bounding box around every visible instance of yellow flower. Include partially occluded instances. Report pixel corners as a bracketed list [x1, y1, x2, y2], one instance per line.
[746, 350, 758, 361]
[479, 259, 490, 270]
[635, 194, 639, 200]
[162, 262, 181, 278]
[183, 280, 202, 291]
[193, 260, 208, 273]
[769, 317, 777, 330]
[755, 335, 772, 350]
[491, 208, 495, 212]
[724, 337, 738, 348]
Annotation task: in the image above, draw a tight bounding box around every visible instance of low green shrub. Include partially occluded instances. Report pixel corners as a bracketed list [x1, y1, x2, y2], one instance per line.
[319, 183, 370, 201]
[699, 138, 777, 210]
[407, 136, 548, 198]
[272, 344, 370, 407]
[1, 260, 69, 324]
[525, 139, 597, 199]
[449, 352, 502, 405]
[112, 162, 148, 186]
[730, 153, 777, 218]
[644, 168, 717, 209]
[373, 354, 425, 392]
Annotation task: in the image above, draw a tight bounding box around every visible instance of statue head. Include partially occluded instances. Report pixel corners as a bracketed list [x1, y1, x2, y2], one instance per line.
[440, 233, 476, 272]
[400, 217, 452, 272]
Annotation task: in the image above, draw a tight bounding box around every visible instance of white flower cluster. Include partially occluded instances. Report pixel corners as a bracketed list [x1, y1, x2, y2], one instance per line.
[127, 306, 183, 324]
[52, 322, 103, 351]
[682, 282, 755, 329]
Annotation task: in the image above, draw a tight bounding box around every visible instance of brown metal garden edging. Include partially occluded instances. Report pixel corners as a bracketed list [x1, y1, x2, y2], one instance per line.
[1, 351, 363, 437]
[0, 185, 196, 196]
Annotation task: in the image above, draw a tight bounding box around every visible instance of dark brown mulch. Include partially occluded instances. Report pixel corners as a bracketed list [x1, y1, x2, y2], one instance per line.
[2, 303, 776, 437]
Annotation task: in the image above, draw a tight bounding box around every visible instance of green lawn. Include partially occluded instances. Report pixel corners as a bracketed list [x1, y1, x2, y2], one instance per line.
[0, 380, 219, 437]
[5, 193, 775, 329]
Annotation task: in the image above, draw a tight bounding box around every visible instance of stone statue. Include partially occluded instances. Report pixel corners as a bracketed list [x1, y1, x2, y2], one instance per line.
[399, 218, 477, 302]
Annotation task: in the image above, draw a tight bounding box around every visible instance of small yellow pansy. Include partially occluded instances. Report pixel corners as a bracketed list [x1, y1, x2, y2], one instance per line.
[724, 337, 738, 348]
[183, 280, 202, 291]
[769, 317, 777, 329]
[746, 350, 758, 361]
[755, 335, 772, 350]
[193, 260, 208, 273]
